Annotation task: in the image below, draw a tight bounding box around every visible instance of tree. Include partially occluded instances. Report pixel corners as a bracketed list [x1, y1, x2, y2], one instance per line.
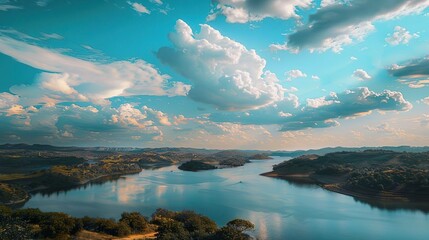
[213, 219, 255, 240]
[39, 212, 78, 238]
[0, 215, 33, 240]
[152, 209, 175, 220]
[226, 219, 254, 232]
[156, 219, 191, 240]
[12, 208, 45, 224]
[119, 212, 149, 233]
[174, 210, 218, 239]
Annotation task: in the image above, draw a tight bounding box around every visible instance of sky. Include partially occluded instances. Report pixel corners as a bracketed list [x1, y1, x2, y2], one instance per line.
[0, 0, 428, 150]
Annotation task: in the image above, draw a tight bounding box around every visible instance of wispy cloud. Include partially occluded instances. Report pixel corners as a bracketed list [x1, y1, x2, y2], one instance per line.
[0, 34, 189, 107]
[0, 3, 21, 11]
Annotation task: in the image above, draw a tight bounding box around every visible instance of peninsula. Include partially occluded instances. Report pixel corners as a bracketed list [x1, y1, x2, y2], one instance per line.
[262, 150, 429, 207]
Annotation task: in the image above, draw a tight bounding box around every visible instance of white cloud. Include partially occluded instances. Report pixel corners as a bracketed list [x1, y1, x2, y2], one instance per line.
[353, 69, 372, 81]
[285, 69, 307, 81]
[173, 115, 189, 125]
[6, 105, 25, 116]
[0, 103, 167, 145]
[421, 97, 429, 105]
[278, 0, 429, 53]
[0, 92, 19, 110]
[311, 75, 320, 80]
[278, 111, 292, 117]
[143, 106, 172, 126]
[36, 0, 50, 7]
[0, 34, 190, 107]
[208, 0, 312, 23]
[0, 3, 21, 11]
[151, 0, 163, 5]
[127, 1, 150, 14]
[385, 26, 419, 46]
[350, 56, 358, 61]
[112, 104, 153, 129]
[211, 87, 412, 131]
[306, 96, 338, 108]
[41, 33, 63, 40]
[284, 87, 298, 93]
[157, 19, 284, 111]
[320, 0, 340, 7]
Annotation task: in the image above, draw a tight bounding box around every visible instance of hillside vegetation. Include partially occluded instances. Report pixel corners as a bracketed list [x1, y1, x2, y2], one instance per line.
[263, 150, 429, 206]
[0, 206, 254, 240]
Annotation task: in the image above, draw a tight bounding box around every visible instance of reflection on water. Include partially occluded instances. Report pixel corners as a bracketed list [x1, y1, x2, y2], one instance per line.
[24, 157, 429, 240]
[352, 196, 429, 214]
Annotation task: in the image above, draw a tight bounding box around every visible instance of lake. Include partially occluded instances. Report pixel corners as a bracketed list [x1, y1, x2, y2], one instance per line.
[24, 157, 429, 240]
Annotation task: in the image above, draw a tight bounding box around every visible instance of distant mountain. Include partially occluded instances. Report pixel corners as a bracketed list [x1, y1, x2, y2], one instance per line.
[0, 143, 76, 151]
[272, 146, 429, 157]
[1, 143, 428, 156]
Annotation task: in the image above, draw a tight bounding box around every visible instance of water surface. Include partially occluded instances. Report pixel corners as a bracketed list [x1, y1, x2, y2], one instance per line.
[25, 157, 429, 240]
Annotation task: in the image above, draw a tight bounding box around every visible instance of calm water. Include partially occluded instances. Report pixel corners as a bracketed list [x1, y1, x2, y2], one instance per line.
[25, 157, 429, 240]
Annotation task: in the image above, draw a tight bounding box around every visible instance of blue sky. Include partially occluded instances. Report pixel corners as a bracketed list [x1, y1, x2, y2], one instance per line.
[0, 0, 428, 150]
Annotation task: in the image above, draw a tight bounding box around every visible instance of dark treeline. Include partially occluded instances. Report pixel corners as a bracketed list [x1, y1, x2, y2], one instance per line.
[0, 206, 254, 240]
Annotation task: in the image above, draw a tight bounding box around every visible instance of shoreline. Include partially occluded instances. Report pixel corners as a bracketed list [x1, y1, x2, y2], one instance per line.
[3, 169, 143, 207]
[261, 171, 429, 206]
[31, 168, 143, 194]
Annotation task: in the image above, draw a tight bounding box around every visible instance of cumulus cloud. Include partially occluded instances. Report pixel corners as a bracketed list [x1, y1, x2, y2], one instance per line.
[353, 69, 372, 81]
[306, 95, 339, 108]
[211, 87, 412, 131]
[143, 106, 172, 126]
[0, 92, 19, 110]
[385, 26, 419, 46]
[280, 88, 412, 131]
[273, 0, 429, 52]
[0, 34, 190, 107]
[0, 102, 169, 145]
[389, 56, 429, 88]
[0, 92, 29, 117]
[127, 1, 150, 14]
[208, 0, 312, 23]
[157, 19, 284, 111]
[422, 97, 429, 105]
[285, 69, 307, 81]
[112, 104, 153, 129]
